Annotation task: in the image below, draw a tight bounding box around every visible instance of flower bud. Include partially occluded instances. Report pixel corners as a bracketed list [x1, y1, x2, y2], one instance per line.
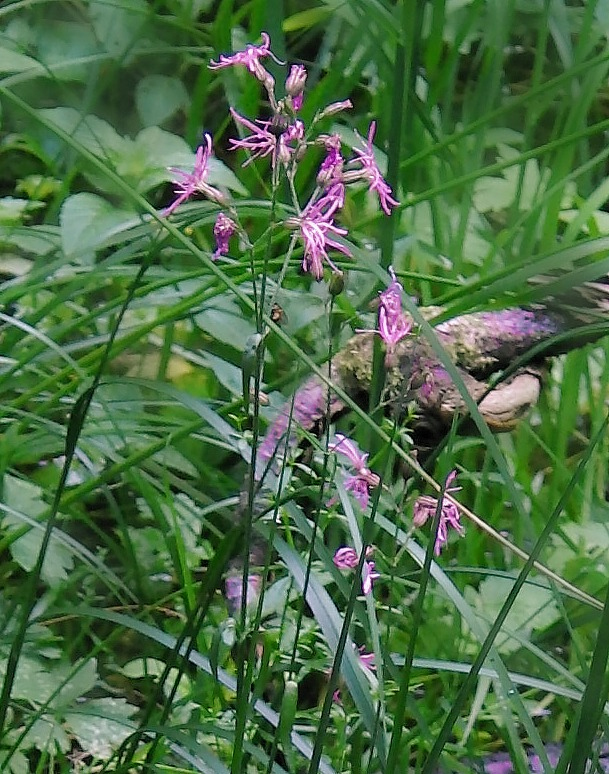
[316, 99, 353, 121]
[285, 64, 307, 97]
[329, 270, 345, 296]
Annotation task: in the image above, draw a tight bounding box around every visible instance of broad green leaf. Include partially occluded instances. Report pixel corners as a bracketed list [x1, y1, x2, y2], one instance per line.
[88, 0, 150, 59]
[136, 74, 189, 127]
[51, 659, 98, 708]
[0, 224, 60, 256]
[64, 697, 136, 759]
[0, 747, 28, 774]
[465, 576, 560, 654]
[0, 47, 42, 75]
[0, 653, 50, 703]
[59, 192, 138, 263]
[35, 21, 98, 82]
[1, 474, 74, 585]
[38, 107, 127, 160]
[122, 127, 248, 195]
[195, 294, 258, 350]
[21, 716, 70, 754]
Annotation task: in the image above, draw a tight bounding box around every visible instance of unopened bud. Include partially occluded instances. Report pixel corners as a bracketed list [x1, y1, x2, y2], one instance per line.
[316, 100, 353, 121]
[329, 269, 345, 296]
[285, 64, 307, 97]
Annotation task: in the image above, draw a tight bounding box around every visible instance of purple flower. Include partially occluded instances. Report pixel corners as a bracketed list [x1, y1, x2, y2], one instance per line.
[209, 32, 278, 94]
[317, 134, 344, 187]
[378, 267, 412, 348]
[225, 573, 262, 614]
[413, 471, 464, 555]
[209, 32, 273, 71]
[164, 134, 223, 216]
[344, 121, 399, 215]
[229, 108, 277, 166]
[287, 184, 351, 280]
[212, 212, 237, 259]
[277, 120, 305, 166]
[362, 560, 380, 595]
[316, 100, 353, 121]
[358, 647, 376, 670]
[333, 546, 380, 596]
[333, 546, 359, 569]
[329, 434, 380, 510]
[285, 64, 307, 111]
[329, 433, 368, 469]
[258, 377, 326, 465]
[356, 267, 412, 360]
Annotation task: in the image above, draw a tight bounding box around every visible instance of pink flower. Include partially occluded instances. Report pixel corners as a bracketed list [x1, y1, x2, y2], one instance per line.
[225, 573, 262, 614]
[258, 377, 326, 465]
[329, 433, 368, 469]
[356, 267, 412, 360]
[344, 121, 399, 215]
[164, 134, 223, 216]
[378, 267, 412, 348]
[212, 213, 237, 259]
[287, 184, 351, 280]
[413, 471, 464, 555]
[316, 100, 353, 121]
[230, 109, 304, 170]
[358, 647, 376, 670]
[333, 547, 359, 569]
[277, 120, 305, 166]
[285, 64, 307, 111]
[362, 560, 380, 595]
[317, 134, 344, 187]
[333, 546, 380, 596]
[209, 32, 279, 93]
[329, 433, 380, 510]
[229, 108, 277, 166]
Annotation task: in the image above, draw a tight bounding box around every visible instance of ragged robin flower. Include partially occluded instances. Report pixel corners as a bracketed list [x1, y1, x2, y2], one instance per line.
[285, 64, 307, 111]
[164, 133, 225, 216]
[343, 121, 399, 215]
[333, 546, 380, 597]
[357, 266, 412, 361]
[209, 32, 280, 100]
[212, 213, 237, 260]
[413, 471, 464, 555]
[287, 183, 351, 281]
[329, 433, 380, 510]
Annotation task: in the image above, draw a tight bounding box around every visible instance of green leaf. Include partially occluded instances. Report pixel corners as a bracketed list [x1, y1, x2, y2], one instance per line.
[88, 0, 150, 59]
[38, 107, 127, 160]
[1, 474, 74, 585]
[21, 717, 70, 754]
[59, 193, 138, 264]
[0, 653, 50, 703]
[64, 697, 136, 759]
[51, 659, 98, 708]
[35, 21, 98, 82]
[465, 576, 560, 654]
[136, 74, 189, 127]
[0, 47, 42, 75]
[195, 294, 258, 350]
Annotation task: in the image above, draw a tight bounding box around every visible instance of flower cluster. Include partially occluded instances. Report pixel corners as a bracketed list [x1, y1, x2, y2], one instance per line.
[329, 433, 380, 510]
[333, 546, 380, 597]
[413, 471, 464, 555]
[162, 32, 399, 280]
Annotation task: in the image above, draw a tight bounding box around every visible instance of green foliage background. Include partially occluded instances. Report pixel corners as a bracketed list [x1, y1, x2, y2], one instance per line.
[2, 0, 609, 772]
